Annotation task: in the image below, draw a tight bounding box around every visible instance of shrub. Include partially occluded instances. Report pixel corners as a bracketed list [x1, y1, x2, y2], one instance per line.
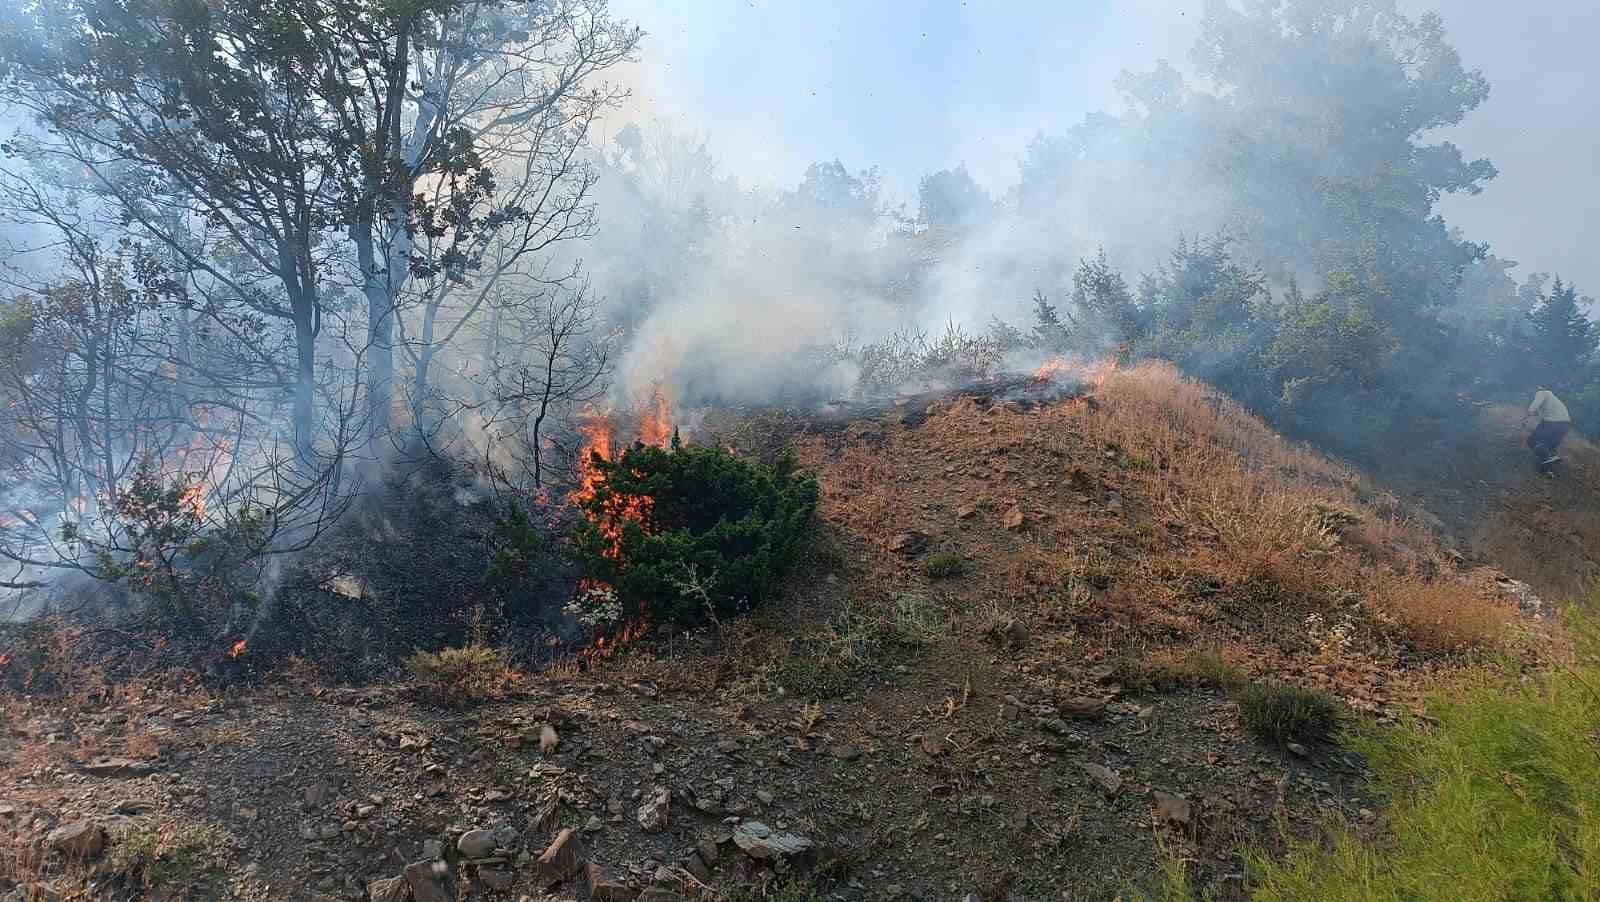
[1235, 681, 1343, 746]
[405, 644, 513, 707]
[109, 818, 218, 890]
[922, 552, 967, 579]
[1373, 577, 1513, 654]
[1250, 611, 1600, 900]
[573, 442, 818, 628]
[1130, 647, 1246, 693]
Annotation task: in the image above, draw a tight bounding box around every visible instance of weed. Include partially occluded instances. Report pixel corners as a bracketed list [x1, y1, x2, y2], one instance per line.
[109, 818, 218, 891]
[1130, 647, 1246, 692]
[1373, 577, 1514, 654]
[922, 552, 967, 579]
[1235, 681, 1343, 746]
[1249, 612, 1600, 900]
[405, 644, 515, 707]
[886, 594, 947, 646]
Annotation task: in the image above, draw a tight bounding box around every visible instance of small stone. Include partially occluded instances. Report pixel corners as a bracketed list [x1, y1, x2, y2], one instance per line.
[1286, 742, 1309, 758]
[920, 736, 947, 757]
[1152, 791, 1193, 827]
[889, 532, 930, 555]
[1003, 619, 1029, 647]
[583, 815, 605, 833]
[47, 821, 105, 859]
[457, 825, 492, 857]
[731, 821, 814, 860]
[827, 744, 861, 761]
[1083, 763, 1123, 799]
[78, 757, 155, 778]
[422, 839, 444, 860]
[303, 781, 332, 809]
[696, 838, 720, 866]
[638, 786, 671, 833]
[480, 869, 515, 891]
[494, 824, 520, 848]
[1058, 696, 1107, 719]
[956, 506, 977, 520]
[1002, 506, 1026, 531]
[537, 829, 586, 887]
[587, 862, 637, 902]
[756, 790, 775, 805]
[639, 889, 683, 902]
[404, 859, 453, 902]
[539, 725, 560, 755]
[685, 853, 712, 883]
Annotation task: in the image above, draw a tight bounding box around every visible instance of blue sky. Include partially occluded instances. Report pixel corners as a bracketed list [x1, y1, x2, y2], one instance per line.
[608, 0, 1600, 291]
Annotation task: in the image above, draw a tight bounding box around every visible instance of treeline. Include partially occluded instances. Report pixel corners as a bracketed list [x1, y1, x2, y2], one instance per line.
[581, 0, 1595, 460]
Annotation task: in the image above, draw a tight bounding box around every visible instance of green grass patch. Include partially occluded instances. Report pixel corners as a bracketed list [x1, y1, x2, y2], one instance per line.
[1236, 681, 1343, 746]
[921, 552, 967, 579]
[1248, 611, 1600, 900]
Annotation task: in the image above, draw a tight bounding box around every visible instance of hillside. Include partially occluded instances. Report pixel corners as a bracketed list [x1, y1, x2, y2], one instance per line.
[0, 363, 1560, 902]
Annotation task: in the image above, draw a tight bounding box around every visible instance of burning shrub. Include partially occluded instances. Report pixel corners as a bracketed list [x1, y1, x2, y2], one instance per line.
[573, 441, 818, 628]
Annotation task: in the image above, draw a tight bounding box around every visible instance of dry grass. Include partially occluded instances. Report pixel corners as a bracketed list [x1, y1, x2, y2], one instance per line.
[1372, 577, 1518, 654]
[405, 644, 518, 707]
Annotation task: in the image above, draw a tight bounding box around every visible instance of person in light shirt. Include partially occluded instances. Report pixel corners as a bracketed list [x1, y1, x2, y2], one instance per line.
[1524, 387, 1572, 476]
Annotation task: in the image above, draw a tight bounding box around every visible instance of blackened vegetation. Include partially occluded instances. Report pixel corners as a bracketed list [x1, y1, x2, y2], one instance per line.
[573, 440, 818, 628]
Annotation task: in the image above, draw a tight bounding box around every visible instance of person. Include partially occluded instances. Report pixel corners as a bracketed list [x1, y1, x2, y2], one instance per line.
[1524, 387, 1572, 476]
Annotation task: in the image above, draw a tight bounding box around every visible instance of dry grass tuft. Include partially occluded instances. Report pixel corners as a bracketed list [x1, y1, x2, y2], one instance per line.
[1372, 577, 1518, 654]
[405, 644, 518, 707]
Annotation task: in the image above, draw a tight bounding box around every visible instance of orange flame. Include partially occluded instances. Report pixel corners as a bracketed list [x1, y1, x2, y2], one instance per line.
[1030, 357, 1068, 386]
[179, 481, 206, 520]
[227, 640, 247, 659]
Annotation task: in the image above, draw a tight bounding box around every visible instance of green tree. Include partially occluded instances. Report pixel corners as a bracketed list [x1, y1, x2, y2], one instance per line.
[1525, 277, 1599, 393]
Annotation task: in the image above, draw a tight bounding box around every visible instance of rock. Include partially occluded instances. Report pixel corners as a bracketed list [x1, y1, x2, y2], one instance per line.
[422, 838, 444, 860]
[303, 781, 332, 809]
[685, 853, 712, 883]
[888, 532, 930, 555]
[404, 860, 453, 902]
[459, 828, 497, 858]
[1058, 696, 1107, 719]
[46, 821, 105, 859]
[539, 725, 560, 755]
[731, 821, 814, 861]
[1286, 742, 1309, 758]
[583, 815, 605, 833]
[956, 506, 977, 520]
[537, 829, 586, 887]
[368, 876, 408, 902]
[1152, 791, 1192, 827]
[639, 889, 683, 902]
[1083, 763, 1123, 799]
[586, 862, 637, 902]
[1105, 492, 1124, 513]
[493, 825, 520, 849]
[919, 736, 947, 757]
[1002, 506, 1026, 531]
[638, 786, 671, 833]
[480, 869, 515, 891]
[1037, 717, 1072, 735]
[1003, 619, 1029, 647]
[755, 790, 776, 805]
[827, 744, 861, 761]
[78, 757, 155, 778]
[696, 838, 720, 866]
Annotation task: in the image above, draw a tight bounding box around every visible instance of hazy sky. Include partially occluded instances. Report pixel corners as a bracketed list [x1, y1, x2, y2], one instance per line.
[609, 0, 1599, 292]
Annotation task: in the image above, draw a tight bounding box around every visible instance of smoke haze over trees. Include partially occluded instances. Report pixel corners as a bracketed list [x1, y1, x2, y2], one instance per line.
[1, 0, 1598, 619]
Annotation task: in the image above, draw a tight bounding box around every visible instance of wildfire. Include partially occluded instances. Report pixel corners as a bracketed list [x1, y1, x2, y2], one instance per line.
[569, 383, 678, 559]
[227, 639, 247, 659]
[1030, 357, 1068, 386]
[179, 481, 207, 520]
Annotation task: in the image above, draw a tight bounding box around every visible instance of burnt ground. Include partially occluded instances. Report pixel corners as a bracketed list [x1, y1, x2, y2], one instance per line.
[3, 365, 1553, 902]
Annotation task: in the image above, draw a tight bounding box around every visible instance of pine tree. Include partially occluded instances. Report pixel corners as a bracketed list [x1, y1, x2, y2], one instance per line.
[1526, 278, 1599, 391]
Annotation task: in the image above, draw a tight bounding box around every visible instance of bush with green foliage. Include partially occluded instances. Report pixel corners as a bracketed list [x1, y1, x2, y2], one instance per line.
[1250, 609, 1600, 900]
[573, 439, 818, 628]
[1235, 681, 1344, 747]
